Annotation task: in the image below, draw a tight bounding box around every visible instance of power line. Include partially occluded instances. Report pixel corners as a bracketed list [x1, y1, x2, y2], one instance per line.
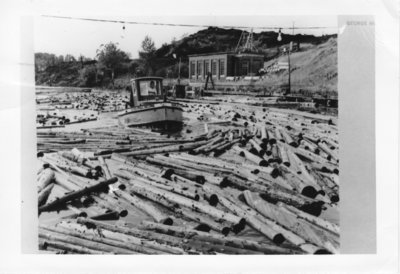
[42, 15, 338, 31]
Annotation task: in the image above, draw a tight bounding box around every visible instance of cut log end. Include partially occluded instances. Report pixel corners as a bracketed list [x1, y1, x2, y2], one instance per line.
[119, 209, 128, 218]
[270, 168, 281, 178]
[272, 233, 285, 245]
[221, 227, 231, 236]
[79, 212, 88, 218]
[161, 169, 175, 180]
[232, 218, 247, 234]
[301, 186, 319, 199]
[162, 217, 174, 226]
[320, 166, 330, 173]
[249, 147, 259, 156]
[118, 184, 126, 190]
[195, 176, 206, 185]
[260, 143, 267, 150]
[207, 194, 219, 207]
[220, 177, 230, 188]
[299, 202, 324, 217]
[195, 223, 211, 232]
[259, 160, 269, 167]
[314, 249, 332, 254]
[268, 139, 277, 145]
[289, 142, 298, 148]
[330, 195, 340, 203]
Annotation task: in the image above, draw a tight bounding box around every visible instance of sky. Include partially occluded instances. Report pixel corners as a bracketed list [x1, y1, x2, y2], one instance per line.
[34, 15, 338, 59]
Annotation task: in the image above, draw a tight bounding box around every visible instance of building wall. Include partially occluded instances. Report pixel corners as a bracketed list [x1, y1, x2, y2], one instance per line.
[189, 53, 264, 80]
[233, 55, 265, 76]
[189, 54, 230, 80]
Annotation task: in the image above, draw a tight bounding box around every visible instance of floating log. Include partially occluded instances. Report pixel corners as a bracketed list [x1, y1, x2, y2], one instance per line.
[120, 140, 209, 156]
[278, 143, 290, 166]
[129, 180, 245, 227]
[249, 139, 265, 156]
[90, 195, 128, 217]
[39, 238, 108, 254]
[116, 169, 200, 201]
[318, 142, 339, 162]
[40, 224, 160, 254]
[191, 135, 225, 154]
[90, 210, 120, 221]
[286, 149, 322, 193]
[37, 168, 55, 192]
[114, 189, 174, 225]
[280, 129, 298, 147]
[75, 218, 205, 254]
[216, 193, 284, 244]
[38, 183, 54, 206]
[98, 156, 112, 179]
[59, 221, 184, 254]
[178, 207, 232, 235]
[270, 144, 282, 163]
[273, 127, 283, 142]
[39, 228, 135, 254]
[39, 177, 118, 213]
[243, 190, 335, 253]
[140, 221, 295, 254]
[260, 126, 268, 143]
[232, 146, 268, 167]
[278, 202, 339, 235]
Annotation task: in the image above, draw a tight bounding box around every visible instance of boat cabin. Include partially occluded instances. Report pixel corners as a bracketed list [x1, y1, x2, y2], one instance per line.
[129, 77, 165, 107]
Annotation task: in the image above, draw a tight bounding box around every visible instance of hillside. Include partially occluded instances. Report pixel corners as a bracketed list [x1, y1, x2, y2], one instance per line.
[35, 27, 336, 90]
[155, 27, 335, 61]
[261, 37, 337, 93]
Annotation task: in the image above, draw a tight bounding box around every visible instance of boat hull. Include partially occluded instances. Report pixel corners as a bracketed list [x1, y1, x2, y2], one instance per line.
[118, 103, 183, 127]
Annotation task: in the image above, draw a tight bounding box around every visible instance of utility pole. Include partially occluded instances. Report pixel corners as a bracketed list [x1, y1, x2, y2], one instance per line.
[287, 21, 295, 95]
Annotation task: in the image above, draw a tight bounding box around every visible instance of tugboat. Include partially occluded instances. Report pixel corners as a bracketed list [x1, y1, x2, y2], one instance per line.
[118, 77, 183, 128]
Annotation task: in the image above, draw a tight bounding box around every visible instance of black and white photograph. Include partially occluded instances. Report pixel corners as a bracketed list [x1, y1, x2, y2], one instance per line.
[34, 15, 341, 255]
[1, 0, 399, 273]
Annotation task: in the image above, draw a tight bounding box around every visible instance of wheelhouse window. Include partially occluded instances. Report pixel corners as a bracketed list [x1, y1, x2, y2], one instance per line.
[138, 80, 161, 99]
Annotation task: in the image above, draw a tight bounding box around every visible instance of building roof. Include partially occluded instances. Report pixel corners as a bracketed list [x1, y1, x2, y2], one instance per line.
[235, 53, 265, 58]
[188, 51, 264, 58]
[188, 52, 234, 57]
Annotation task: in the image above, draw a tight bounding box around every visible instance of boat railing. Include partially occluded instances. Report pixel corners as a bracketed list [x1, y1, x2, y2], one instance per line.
[139, 95, 165, 102]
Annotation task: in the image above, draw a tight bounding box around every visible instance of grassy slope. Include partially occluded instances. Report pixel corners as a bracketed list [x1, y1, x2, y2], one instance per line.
[262, 38, 337, 93]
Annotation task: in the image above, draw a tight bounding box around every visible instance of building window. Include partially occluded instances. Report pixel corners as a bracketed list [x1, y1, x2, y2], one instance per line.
[204, 60, 210, 76]
[219, 59, 225, 76]
[197, 61, 203, 78]
[190, 61, 195, 77]
[211, 60, 217, 76]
